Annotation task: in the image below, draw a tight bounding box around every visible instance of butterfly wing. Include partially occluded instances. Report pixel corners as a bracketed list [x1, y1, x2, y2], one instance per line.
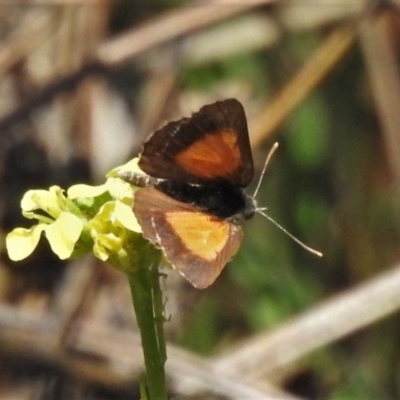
[134, 187, 243, 289]
[139, 99, 254, 187]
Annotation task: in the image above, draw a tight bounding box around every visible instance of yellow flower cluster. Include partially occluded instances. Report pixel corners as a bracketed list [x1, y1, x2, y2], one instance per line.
[6, 159, 142, 266]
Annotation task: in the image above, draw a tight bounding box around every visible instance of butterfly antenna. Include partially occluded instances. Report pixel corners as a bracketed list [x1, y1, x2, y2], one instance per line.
[257, 208, 323, 257]
[253, 142, 279, 198]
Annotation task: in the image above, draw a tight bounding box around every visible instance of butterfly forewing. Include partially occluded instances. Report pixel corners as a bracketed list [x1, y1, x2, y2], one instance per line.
[139, 99, 253, 187]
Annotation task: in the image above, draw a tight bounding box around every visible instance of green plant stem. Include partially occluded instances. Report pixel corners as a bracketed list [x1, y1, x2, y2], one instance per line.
[128, 259, 168, 400]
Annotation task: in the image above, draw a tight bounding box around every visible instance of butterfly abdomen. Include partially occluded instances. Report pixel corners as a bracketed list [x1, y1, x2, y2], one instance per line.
[119, 171, 163, 188]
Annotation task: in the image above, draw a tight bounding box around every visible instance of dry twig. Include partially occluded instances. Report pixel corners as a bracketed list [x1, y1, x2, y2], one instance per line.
[212, 262, 400, 379]
[250, 23, 357, 147]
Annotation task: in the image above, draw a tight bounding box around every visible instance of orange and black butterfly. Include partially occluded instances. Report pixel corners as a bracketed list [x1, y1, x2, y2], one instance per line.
[122, 99, 321, 289]
[122, 99, 254, 288]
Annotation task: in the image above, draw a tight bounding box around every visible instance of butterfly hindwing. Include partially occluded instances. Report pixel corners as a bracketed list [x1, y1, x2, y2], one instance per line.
[138, 99, 254, 187]
[134, 187, 243, 288]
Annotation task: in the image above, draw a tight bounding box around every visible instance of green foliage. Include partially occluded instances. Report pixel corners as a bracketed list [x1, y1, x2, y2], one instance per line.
[286, 94, 330, 169]
[178, 296, 219, 354]
[181, 52, 269, 96]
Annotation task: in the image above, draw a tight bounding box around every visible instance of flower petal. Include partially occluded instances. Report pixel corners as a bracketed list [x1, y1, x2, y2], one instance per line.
[67, 183, 109, 199]
[105, 178, 135, 202]
[92, 234, 110, 261]
[114, 200, 141, 232]
[92, 201, 115, 229]
[44, 212, 83, 259]
[21, 186, 65, 218]
[107, 158, 141, 178]
[92, 231, 122, 261]
[6, 224, 46, 261]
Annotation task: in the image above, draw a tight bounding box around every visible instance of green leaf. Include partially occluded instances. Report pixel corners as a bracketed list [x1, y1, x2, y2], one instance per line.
[286, 95, 329, 169]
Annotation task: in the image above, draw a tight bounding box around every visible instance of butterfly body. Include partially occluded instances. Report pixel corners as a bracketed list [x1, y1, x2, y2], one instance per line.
[123, 99, 255, 288]
[125, 175, 256, 222]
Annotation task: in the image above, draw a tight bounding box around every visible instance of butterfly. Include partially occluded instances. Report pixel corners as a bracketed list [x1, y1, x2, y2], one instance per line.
[121, 99, 321, 289]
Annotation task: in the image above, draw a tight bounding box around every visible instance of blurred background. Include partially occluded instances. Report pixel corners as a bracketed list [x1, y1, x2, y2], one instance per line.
[1, 1, 400, 399]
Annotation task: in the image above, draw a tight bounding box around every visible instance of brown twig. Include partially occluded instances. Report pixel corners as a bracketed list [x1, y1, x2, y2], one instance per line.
[72, 322, 300, 400]
[250, 23, 357, 147]
[96, 0, 275, 66]
[360, 11, 400, 187]
[0, 9, 56, 77]
[212, 262, 400, 379]
[0, 1, 273, 136]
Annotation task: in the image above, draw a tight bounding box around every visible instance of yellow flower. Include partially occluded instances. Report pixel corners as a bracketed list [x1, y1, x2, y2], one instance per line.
[6, 158, 142, 266]
[6, 186, 83, 260]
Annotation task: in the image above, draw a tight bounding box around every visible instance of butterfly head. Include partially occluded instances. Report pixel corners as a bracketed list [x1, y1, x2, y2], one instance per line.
[227, 192, 257, 223]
